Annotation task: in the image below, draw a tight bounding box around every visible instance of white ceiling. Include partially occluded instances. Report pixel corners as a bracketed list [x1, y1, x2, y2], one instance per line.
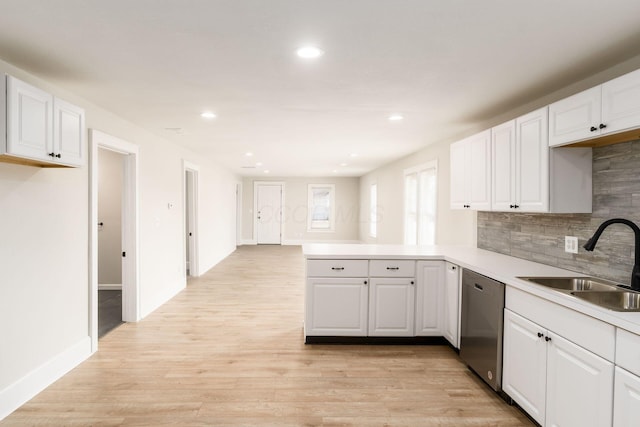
[1, 1, 640, 177]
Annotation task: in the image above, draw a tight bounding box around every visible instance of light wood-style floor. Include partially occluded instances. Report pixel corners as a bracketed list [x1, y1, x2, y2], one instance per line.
[3, 245, 533, 426]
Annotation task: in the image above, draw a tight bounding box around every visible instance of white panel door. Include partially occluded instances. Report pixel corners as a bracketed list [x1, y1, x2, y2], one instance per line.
[449, 140, 468, 209]
[53, 97, 85, 166]
[415, 261, 444, 336]
[468, 130, 492, 210]
[613, 367, 640, 427]
[548, 86, 601, 147]
[256, 184, 282, 244]
[6, 75, 53, 161]
[368, 278, 415, 337]
[502, 309, 547, 426]
[545, 331, 614, 427]
[491, 120, 516, 211]
[601, 68, 640, 135]
[305, 278, 368, 336]
[516, 107, 549, 212]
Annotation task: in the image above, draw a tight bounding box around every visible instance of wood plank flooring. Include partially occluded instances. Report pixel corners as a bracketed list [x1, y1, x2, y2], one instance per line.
[2, 245, 533, 426]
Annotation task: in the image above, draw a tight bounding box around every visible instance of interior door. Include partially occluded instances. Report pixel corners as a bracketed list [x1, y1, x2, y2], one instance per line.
[256, 184, 282, 244]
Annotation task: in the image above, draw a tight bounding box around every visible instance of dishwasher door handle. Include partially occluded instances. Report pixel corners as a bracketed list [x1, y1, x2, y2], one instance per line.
[474, 283, 484, 291]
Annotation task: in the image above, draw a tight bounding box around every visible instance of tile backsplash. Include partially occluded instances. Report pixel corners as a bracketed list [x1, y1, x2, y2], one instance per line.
[478, 139, 640, 285]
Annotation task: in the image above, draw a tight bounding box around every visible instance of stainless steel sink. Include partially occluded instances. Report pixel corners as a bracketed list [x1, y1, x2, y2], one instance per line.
[518, 276, 622, 292]
[570, 291, 640, 312]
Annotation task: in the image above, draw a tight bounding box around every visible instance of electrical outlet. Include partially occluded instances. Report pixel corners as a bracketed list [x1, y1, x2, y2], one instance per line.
[565, 236, 579, 254]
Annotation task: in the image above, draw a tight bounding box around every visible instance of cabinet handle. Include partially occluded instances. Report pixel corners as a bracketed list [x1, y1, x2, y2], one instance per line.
[386, 267, 400, 271]
[590, 126, 598, 132]
[537, 332, 543, 338]
[514, 204, 519, 208]
[510, 204, 515, 209]
[331, 267, 344, 271]
[55, 154, 61, 158]
[364, 280, 368, 285]
[599, 123, 607, 129]
[410, 281, 415, 285]
[545, 336, 552, 342]
[48, 152, 55, 157]
[451, 266, 456, 270]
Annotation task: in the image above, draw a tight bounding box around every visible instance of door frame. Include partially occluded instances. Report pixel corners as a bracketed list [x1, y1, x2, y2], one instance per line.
[236, 182, 243, 246]
[183, 160, 199, 277]
[89, 129, 140, 352]
[253, 181, 285, 244]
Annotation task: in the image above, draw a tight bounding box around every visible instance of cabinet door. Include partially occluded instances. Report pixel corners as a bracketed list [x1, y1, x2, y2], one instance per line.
[468, 130, 492, 210]
[443, 262, 460, 347]
[449, 139, 468, 209]
[601, 68, 640, 136]
[6, 75, 53, 162]
[415, 261, 444, 336]
[549, 86, 601, 147]
[545, 331, 614, 427]
[502, 309, 547, 426]
[491, 120, 516, 211]
[613, 367, 640, 427]
[305, 278, 368, 336]
[368, 278, 415, 337]
[516, 107, 549, 212]
[53, 98, 85, 167]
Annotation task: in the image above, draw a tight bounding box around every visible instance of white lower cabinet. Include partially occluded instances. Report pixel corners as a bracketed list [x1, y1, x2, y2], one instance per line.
[443, 262, 460, 347]
[613, 367, 640, 427]
[415, 261, 444, 336]
[503, 309, 614, 427]
[368, 277, 415, 336]
[305, 277, 369, 336]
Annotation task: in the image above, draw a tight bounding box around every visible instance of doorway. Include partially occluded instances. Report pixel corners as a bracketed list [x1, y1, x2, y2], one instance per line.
[97, 148, 125, 337]
[254, 182, 284, 244]
[89, 129, 139, 352]
[183, 160, 199, 277]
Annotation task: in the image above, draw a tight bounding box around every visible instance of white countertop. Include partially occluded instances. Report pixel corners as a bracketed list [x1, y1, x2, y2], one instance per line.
[303, 243, 640, 335]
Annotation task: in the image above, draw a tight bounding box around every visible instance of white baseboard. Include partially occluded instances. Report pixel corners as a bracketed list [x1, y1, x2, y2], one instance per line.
[0, 337, 92, 421]
[239, 239, 257, 245]
[98, 284, 122, 290]
[282, 239, 361, 246]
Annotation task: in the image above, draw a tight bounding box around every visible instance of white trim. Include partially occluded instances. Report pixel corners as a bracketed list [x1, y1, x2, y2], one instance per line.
[403, 160, 439, 245]
[98, 284, 122, 290]
[182, 160, 200, 277]
[90, 129, 140, 354]
[253, 181, 285, 244]
[0, 337, 91, 421]
[240, 239, 257, 245]
[236, 182, 243, 246]
[369, 181, 378, 239]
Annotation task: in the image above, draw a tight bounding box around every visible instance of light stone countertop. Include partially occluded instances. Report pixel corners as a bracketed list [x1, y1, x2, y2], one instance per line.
[302, 243, 640, 336]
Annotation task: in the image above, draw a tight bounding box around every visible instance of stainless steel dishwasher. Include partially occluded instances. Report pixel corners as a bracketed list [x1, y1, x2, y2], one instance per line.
[459, 269, 505, 392]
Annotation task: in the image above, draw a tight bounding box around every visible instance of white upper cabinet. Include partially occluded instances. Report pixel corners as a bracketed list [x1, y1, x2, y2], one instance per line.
[2, 75, 85, 167]
[549, 68, 640, 147]
[549, 86, 601, 147]
[490, 120, 516, 212]
[450, 130, 491, 210]
[6, 75, 54, 162]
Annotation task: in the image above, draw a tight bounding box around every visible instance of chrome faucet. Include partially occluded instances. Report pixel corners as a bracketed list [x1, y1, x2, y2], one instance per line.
[583, 218, 640, 291]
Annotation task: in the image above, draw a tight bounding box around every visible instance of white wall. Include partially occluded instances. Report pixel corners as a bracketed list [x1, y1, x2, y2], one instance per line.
[98, 148, 123, 285]
[0, 58, 238, 417]
[359, 141, 476, 246]
[241, 176, 360, 244]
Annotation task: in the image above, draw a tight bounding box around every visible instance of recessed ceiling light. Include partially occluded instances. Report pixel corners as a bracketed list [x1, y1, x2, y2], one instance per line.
[339, 162, 348, 167]
[255, 162, 263, 167]
[332, 169, 338, 173]
[349, 153, 358, 158]
[201, 111, 216, 119]
[296, 46, 324, 59]
[388, 114, 403, 121]
[264, 170, 270, 174]
[245, 152, 253, 157]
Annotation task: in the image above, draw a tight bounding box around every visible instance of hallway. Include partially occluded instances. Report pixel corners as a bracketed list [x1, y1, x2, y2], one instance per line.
[3, 245, 531, 426]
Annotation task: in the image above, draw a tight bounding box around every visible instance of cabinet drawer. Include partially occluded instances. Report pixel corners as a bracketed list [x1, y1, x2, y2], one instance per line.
[616, 328, 640, 377]
[306, 259, 368, 277]
[369, 260, 415, 277]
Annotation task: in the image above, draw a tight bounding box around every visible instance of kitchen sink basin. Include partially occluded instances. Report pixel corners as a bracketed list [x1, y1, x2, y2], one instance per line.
[570, 291, 640, 312]
[518, 276, 622, 292]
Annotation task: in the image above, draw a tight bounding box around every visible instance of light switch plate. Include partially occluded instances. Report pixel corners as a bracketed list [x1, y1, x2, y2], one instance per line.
[565, 236, 579, 254]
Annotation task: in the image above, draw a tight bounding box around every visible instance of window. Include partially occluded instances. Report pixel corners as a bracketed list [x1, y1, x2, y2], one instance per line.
[404, 161, 437, 245]
[308, 184, 335, 232]
[370, 183, 377, 238]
